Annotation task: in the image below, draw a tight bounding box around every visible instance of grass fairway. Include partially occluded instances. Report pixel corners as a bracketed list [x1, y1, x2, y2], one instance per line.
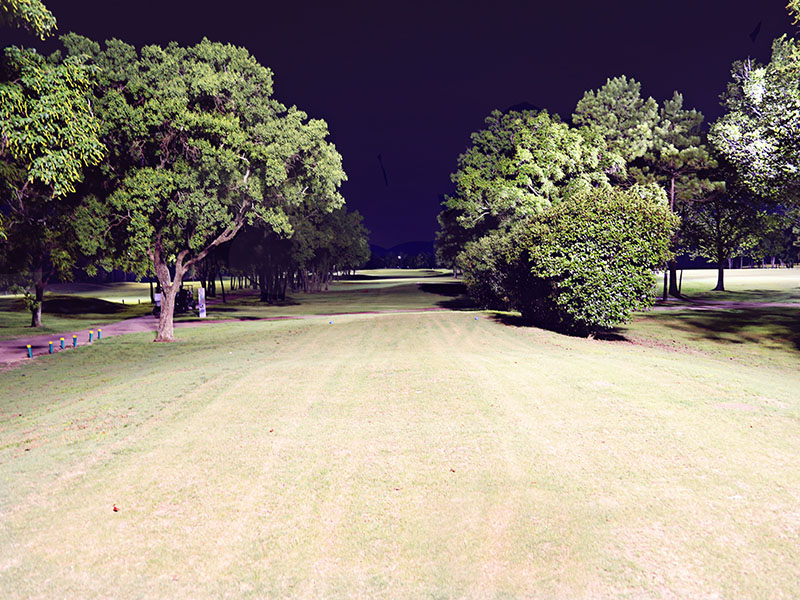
[1, 275, 799, 598]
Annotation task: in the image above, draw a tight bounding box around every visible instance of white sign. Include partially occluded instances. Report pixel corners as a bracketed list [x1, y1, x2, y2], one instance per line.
[198, 287, 206, 318]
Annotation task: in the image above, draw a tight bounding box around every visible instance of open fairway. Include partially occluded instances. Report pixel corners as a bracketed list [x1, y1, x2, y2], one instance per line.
[1, 272, 799, 598]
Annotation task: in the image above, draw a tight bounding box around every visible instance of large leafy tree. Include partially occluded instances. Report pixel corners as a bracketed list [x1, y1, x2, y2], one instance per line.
[65, 35, 346, 341]
[0, 7, 104, 326]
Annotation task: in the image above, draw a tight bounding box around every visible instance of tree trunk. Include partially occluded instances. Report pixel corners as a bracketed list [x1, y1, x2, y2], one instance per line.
[30, 281, 44, 327]
[153, 243, 186, 342]
[219, 270, 226, 303]
[714, 261, 725, 291]
[668, 260, 680, 297]
[662, 267, 668, 301]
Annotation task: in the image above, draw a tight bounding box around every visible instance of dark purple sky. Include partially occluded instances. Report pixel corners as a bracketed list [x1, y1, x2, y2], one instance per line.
[5, 1, 795, 247]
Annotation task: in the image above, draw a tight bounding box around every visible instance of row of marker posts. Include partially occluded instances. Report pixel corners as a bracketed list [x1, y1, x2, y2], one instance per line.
[28, 328, 102, 359]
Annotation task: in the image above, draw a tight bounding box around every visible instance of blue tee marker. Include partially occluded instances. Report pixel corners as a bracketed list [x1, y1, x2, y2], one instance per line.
[329, 321, 333, 325]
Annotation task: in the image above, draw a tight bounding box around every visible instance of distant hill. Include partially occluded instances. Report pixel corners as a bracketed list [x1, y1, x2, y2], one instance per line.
[369, 241, 434, 257]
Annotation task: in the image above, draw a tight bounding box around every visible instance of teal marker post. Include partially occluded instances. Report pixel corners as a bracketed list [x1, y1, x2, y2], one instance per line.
[26, 345, 32, 358]
[60, 337, 65, 350]
[48, 341, 53, 354]
[88, 330, 94, 343]
[72, 335, 77, 348]
[98, 328, 102, 340]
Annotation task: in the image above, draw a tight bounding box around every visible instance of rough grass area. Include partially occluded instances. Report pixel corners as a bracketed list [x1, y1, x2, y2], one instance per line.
[0, 295, 152, 340]
[666, 267, 800, 302]
[1, 291, 799, 597]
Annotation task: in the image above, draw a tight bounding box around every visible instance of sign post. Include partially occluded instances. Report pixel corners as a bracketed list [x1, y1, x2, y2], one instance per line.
[198, 287, 206, 318]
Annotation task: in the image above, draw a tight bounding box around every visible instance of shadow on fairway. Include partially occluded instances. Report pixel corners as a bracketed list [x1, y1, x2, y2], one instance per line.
[646, 306, 800, 353]
[43, 296, 129, 316]
[489, 312, 631, 341]
[419, 282, 478, 310]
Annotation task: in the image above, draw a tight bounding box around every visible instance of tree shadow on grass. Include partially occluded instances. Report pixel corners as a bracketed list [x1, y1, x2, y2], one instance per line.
[644, 307, 800, 353]
[489, 312, 631, 341]
[43, 296, 129, 316]
[418, 281, 479, 310]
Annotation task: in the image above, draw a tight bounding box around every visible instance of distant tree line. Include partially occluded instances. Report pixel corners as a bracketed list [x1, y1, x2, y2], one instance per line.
[0, 1, 368, 340]
[436, 3, 800, 334]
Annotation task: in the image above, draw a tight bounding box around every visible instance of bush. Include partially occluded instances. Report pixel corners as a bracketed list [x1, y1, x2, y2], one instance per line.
[503, 185, 677, 334]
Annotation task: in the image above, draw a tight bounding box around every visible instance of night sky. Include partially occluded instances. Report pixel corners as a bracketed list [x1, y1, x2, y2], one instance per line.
[4, 1, 795, 247]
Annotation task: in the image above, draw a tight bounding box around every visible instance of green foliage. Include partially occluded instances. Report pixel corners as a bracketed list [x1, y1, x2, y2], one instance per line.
[0, 46, 104, 325]
[789, 0, 800, 24]
[61, 35, 347, 338]
[64, 35, 345, 271]
[502, 185, 677, 334]
[0, 46, 105, 198]
[682, 191, 765, 267]
[710, 37, 800, 201]
[572, 75, 658, 163]
[645, 92, 717, 202]
[436, 108, 624, 298]
[0, 0, 56, 39]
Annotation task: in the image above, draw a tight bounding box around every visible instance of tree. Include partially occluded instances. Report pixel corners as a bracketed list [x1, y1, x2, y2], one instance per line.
[502, 185, 677, 334]
[709, 36, 800, 202]
[65, 36, 346, 341]
[572, 75, 658, 164]
[0, 0, 56, 39]
[436, 108, 623, 305]
[575, 77, 717, 298]
[644, 92, 719, 297]
[682, 187, 764, 291]
[0, 45, 104, 326]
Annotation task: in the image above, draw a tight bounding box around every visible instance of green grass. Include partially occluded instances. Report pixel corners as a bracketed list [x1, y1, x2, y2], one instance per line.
[664, 267, 800, 303]
[0, 294, 152, 340]
[0, 270, 799, 597]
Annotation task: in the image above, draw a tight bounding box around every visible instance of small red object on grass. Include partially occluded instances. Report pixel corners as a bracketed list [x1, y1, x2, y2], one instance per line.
[113, 505, 119, 512]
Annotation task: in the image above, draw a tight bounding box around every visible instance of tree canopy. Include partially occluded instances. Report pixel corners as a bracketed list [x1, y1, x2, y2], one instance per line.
[0, 0, 56, 39]
[710, 36, 800, 202]
[0, 29, 104, 325]
[64, 35, 347, 340]
[572, 75, 658, 164]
